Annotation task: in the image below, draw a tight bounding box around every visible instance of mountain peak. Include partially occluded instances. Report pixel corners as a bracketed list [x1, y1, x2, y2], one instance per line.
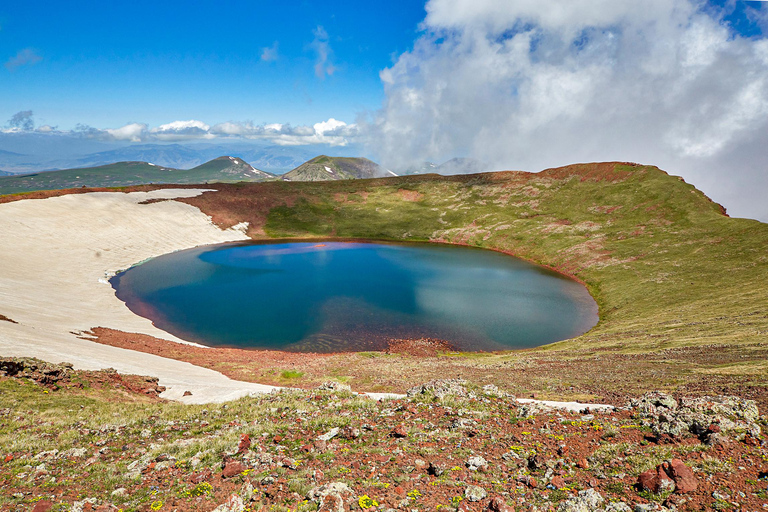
[282, 156, 394, 182]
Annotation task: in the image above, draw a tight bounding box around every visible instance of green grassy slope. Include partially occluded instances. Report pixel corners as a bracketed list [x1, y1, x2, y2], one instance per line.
[282, 155, 393, 181]
[182, 162, 768, 355]
[0, 156, 274, 195]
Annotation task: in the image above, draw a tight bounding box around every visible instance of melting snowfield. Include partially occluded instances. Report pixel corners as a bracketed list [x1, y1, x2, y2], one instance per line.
[0, 189, 284, 403]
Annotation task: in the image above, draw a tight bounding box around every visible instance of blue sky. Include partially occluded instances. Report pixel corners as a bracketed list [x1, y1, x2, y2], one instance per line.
[2, 0, 768, 220]
[1, 1, 426, 130]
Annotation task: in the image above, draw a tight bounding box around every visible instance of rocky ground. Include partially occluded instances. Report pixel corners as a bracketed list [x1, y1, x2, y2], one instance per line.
[1, 360, 766, 512]
[83, 328, 768, 412]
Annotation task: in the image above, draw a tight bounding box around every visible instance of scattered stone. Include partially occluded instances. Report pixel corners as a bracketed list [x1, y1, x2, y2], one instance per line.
[486, 496, 513, 512]
[237, 434, 251, 454]
[550, 476, 566, 489]
[517, 475, 538, 489]
[317, 493, 345, 512]
[317, 427, 340, 442]
[638, 459, 698, 494]
[31, 500, 53, 512]
[664, 459, 698, 493]
[631, 392, 761, 440]
[71, 498, 98, 512]
[391, 424, 408, 438]
[111, 488, 127, 497]
[556, 489, 604, 512]
[183, 390, 193, 396]
[307, 482, 352, 501]
[638, 465, 675, 494]
[576, 458, 589, 469]
[212, 495, 245, 512]
[466, 455, 487, 471]
[240, 480, 255, 502]
[407, 379, 470, 399]
[427, 461, 445, 477]
[222, 460, 246, 478]
[464, 485, 487, 502]
[340, 425, 360, 440]
[317, 381, 352, 393]
[482, 384, 505, 397]
[604, 503, 632, 512]
[60, 447, 88, 458]
[633, 504, 673, 512]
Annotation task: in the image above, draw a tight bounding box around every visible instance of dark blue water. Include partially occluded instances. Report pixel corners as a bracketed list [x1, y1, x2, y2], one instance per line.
[111, 241, 598, 352]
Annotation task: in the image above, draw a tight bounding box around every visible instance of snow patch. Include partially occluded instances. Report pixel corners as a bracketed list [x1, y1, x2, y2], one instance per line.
[387, 170, 398, 177]
[324, 166, 334, 174]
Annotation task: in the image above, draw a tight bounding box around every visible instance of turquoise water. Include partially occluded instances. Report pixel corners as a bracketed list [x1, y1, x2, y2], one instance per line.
[111, 241, 598, 352]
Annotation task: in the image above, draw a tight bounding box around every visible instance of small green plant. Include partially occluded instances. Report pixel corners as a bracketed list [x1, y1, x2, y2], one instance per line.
[179, 481, 213, 498]
[548, 489, 567, 503]
[408, 489, 423, 500]
[280, 370, 304, 380]
[358, 495, 379, 509]
[637, 489, 673, 503]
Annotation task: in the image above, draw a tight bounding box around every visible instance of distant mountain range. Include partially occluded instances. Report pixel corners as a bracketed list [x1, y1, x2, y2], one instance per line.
[282, 156, 396, 181]
[0, 156, 275, 195]
[0, 151, 496, 196]
[0, 133, 362, 175]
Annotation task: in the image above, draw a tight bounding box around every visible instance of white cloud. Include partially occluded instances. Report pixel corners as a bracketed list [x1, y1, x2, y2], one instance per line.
[314, 118, 347, 134]
[261, 42, 279, 62]
[106, 123, 147, 142]
[24, 114, 356, 150]
[150, 119, 212, 140]
[311, 26, 336, 79]
[5, 48, 42, 71]
[364, 0, 768, 221]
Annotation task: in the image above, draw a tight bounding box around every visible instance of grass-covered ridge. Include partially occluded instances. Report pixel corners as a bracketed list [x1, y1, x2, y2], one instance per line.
[181, 162, 768, 356]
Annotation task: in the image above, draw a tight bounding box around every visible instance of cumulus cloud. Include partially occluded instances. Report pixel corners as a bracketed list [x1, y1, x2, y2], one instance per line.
[261, 42, 279, 62]
[106, 123, 148, 142]
[311, 26, 336, 79]
[365, 0, 768, 221]
[5, 48, 42, 71]
[66, 117, 357, 146]
[210, 118, 356, 146]
[150, 120, 212, 141]
[6, 110, 34, 131]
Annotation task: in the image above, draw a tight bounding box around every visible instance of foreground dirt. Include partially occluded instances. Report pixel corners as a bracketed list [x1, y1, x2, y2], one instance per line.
[84, 328, 768, 412]
[1, 367, 766, 512]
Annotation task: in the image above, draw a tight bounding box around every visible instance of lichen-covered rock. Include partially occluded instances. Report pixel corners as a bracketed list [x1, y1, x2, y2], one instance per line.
[604, 503, 632, 512]
[0, 357, 74, 387]
[638, 466, 675, 494]
[466, 455, 488, 471]
[317, 381, 352, 393]
[556, 489, 604, 512]
[407, 379, 470, 398]
[631, 393, 761, 440]
[481, 384, 506, 397]
[663, 459, 698, 493]
[212, 495, 245, 512]
[307, 482, 352, 500]
[464, 485, 487, 502]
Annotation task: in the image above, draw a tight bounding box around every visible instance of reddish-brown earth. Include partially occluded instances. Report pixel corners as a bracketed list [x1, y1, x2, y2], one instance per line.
[83, 328, 768, 412]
